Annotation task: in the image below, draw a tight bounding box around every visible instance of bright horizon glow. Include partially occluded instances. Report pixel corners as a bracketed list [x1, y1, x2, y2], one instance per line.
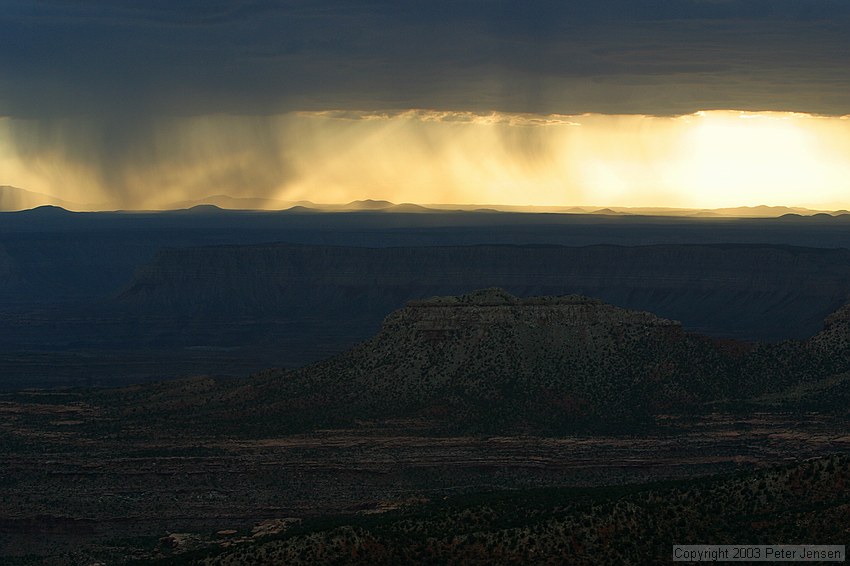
[2, 110, 850, 210]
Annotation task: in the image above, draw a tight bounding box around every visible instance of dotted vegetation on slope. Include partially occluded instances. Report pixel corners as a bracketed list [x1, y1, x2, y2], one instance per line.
[104, 289, 850, 437]
[168, 454, 850, 565]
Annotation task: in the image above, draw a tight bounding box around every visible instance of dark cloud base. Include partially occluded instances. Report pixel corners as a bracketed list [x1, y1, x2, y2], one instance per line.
[2, 0, 850, 119]
[3, 1, 850, 208]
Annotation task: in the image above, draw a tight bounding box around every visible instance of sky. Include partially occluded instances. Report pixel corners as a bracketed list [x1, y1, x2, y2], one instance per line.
[2, 0, 850, 209]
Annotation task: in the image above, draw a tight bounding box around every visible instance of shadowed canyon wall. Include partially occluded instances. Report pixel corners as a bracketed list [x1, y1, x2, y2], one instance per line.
[121, 243, 850, 341]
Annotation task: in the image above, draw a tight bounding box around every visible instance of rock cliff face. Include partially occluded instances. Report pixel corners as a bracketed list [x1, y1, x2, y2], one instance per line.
[6, 209, 850, 389]
[118, 243, 850, 340]
[392, 288, 677, 331]
[210, 289, 733, 434]
[387, 288, 677, 355]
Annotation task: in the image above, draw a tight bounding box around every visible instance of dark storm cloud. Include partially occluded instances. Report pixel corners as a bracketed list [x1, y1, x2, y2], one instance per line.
[4, 1, 850, 208]
[3, 0, 850, 118]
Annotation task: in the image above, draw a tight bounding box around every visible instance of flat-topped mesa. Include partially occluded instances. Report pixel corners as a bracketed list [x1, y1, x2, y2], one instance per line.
[406, 287, 602, 307]
[386, 288, 680, 332]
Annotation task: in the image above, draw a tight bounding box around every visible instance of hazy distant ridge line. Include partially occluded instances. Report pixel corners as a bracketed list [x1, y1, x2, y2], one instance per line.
[2, 186, 848, 217]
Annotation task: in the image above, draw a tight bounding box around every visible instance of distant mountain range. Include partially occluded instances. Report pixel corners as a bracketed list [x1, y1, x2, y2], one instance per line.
[163, 198, 850, 217]
[0, 185, 94, 211]
[2, 185, 848, 217]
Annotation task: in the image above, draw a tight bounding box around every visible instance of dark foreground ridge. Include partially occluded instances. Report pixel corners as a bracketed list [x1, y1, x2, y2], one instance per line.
[2, 289, 850, 563]
[165, 454, 850, 565]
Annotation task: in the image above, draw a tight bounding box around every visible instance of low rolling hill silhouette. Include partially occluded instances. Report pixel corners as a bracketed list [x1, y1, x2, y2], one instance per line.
[0, 186, 89, 211]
